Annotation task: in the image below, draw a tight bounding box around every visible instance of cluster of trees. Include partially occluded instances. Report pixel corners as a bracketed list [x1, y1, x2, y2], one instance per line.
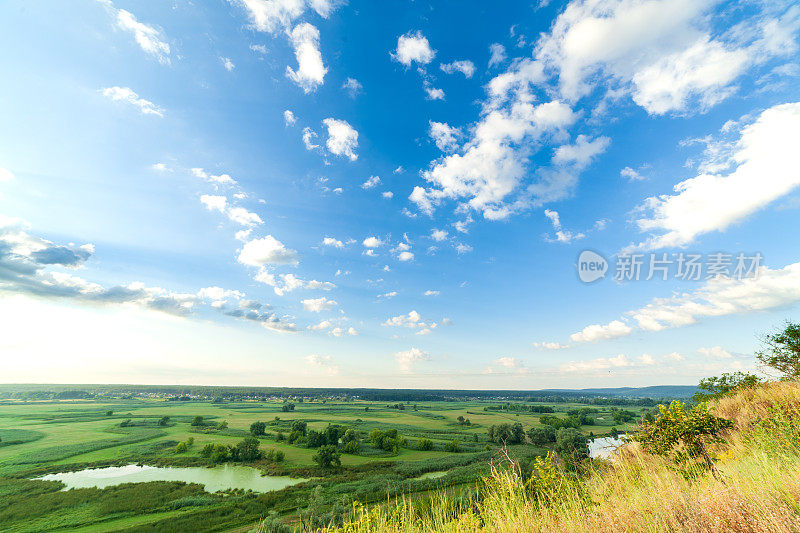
[484, 403, 555, 413]
[487, 423, 525, 444]
[281, 403, 295, 412]
[191, 416, 204, 427]
[539, 408, 596, 429]
[609, 408, 636, 424]
[199, 436, 264, 462]
[312, 445, 341, 468]
[456, 416, 471, 426]
[369, 428, 405, 453]
[174, 437, 194, 453]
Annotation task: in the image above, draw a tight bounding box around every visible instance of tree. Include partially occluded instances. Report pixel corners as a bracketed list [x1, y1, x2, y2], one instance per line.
[250, 421, 266, 436]
[306, 430, 326, 448]
[511, 422, 525, 444]
[693, 372, 763, 402]
[210, 444, 229, 463]
[417, 438, 434, 451]
[527, 425, 556, 446]
[488, 423, 511, 444]
[610, 409, 637, 424]
[158, 416, 170, 426]
[341, 429, 359, 444]
[343, 440, 360, 454]
[444, 440, 461, 453]
[236, 437, 263, 461]
[105, 410, 113, 416]
[200, 443, 214, 458]
[291, 420, 307, 435]
[282, 403, 296, 412]
[555, 428, 588, 465]
[216, 420, 228, 430]
[120, 419, 132, 427]
[174, 441, 188, 453]
[635, 401, 732, 480]
[757, 321, 800, 377]
[324, 424, 343, 445]
[191, 416, 204, 427]
[186, 436, 194, 447]
[457, 415, 465, 424]
[313, 445, 341, 468]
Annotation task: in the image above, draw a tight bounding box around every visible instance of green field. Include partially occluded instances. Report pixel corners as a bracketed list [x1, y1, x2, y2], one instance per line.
[0, 387, 653, 532]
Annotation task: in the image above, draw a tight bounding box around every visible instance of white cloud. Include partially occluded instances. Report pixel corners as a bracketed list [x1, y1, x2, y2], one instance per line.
[302, 296, 337, 312]
[560, 354, 631, 373]
[379, 291, 398, 299]
[552, 135, 611, 168]
[250, 43, 267, 54]
[532, 341, 569, 350]
[284, 109, 297, 126]
[633, 102, 800, 250]
[455, 243, 473, 254]
[534, 0, 800, 114]
[440, 60, 476, 78]
[484, 356, 529, 375]
[362, 236, 384, 248]
[430, 229, 448, 241]
[238, 235, 299, 266]
[411, 97, 577, 219]
[428, 121, 461, 152]
[570, 320, 632, 343]
[200, 195, 262, 226]
[424, 85, 445, 100]
[488, 43, 506, 68]
[397, 251, 414, 262]
[322, 237, 344, 248]
[392, 31, 436, 66]
[322, 118, 358, 160]
[234, 0, 307, 33]
[256, 271, 334, 296]
[543, 209, 585, 243]
[342, 77, 363, 98]
[302, 127, 319, 150]
[331, 326, 358, 337]
[200, 194, 227, 212]
[394, 347, 430, 372]
[569, 260, 800, 342]
[112, 6, 170, 64]
[362, 175, 381, 189]
[100, 87, 164, 117]
[384, 310, 424, 328]
[620, 166, 645, 181]
[424, 290, 439, 296]
[698, 346, 732, 359]
[382, 191, 394, 199]
[0, 168, 15, 182]
[221, 56, 235, 71]
[191, 168, 238, 186]
[285, 22, 327, 92]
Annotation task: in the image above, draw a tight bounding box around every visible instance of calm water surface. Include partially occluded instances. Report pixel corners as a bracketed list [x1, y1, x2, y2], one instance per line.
[589, 436, 626, 459]
[38, 463, 308, 493]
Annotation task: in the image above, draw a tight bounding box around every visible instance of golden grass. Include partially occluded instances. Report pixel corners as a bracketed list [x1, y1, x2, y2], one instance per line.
[323, 379, 800, 533]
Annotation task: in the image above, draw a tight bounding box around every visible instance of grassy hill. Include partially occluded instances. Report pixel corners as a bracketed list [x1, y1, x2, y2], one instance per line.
[317, 378, 800, 532]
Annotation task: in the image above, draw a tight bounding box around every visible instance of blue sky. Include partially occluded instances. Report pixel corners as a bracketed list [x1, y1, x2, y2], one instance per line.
[1, 0, 800, 388]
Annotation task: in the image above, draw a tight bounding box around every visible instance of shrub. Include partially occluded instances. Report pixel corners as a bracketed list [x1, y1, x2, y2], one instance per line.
[174, 441, 188, 453]
[313, 445, 341, 468]
[417, 438, 434, 451]
[191, 416, 204, 427]
[250, 421, 266, 436]
[527, 425, 556, 446]
[343, 440, 360, 454]
[444, 440, 461, 453]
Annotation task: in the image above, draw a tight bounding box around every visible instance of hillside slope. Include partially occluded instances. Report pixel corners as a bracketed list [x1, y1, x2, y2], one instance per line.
[323, 379, 800, 533]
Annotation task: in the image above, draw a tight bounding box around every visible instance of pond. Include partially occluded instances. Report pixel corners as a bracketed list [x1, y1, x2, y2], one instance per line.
[589, 436, 626, 460]
[37, 464, 308, 493]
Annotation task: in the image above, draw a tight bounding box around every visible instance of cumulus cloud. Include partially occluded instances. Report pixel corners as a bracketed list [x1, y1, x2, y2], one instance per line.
[322, 118, 358, 160]
[699, 346, 733, 359]
[440, 60, 476, 78]
[286, 22, 327, 92]
[200, 194, 263, 226]
[362, 236, 384, 248]
[394, 347, 430, 372]
[534, 0, 800, 114]
[428, 121, 461, 152]
[322, 237, 344, 248]
[238, 235, 299, 266]
[100, 87, 164, 117]
[532, 341, 570, 350]
[430, 229, 448, 241]
[621, 166, 645, 181]
[569, 260, 800, 343]
[302, 296, 337, 312]
[424, 290, 439, 296]
[484, 356, 529, 375]
[383, 310, 448, 332]
[255, 271, 335, 296]
[191, 168, 238, 186]
[632, 102, 800, 250]
[362, 175, 381, 189]
[392, 31, 436, 66]
[284, 109, 297, 126]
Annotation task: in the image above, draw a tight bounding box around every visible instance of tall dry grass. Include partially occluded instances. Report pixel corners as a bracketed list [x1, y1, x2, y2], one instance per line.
[320, 379, 800, 533]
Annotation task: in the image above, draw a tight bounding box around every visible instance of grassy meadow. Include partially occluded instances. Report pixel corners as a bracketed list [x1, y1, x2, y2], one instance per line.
[0, 387, 650, 532]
